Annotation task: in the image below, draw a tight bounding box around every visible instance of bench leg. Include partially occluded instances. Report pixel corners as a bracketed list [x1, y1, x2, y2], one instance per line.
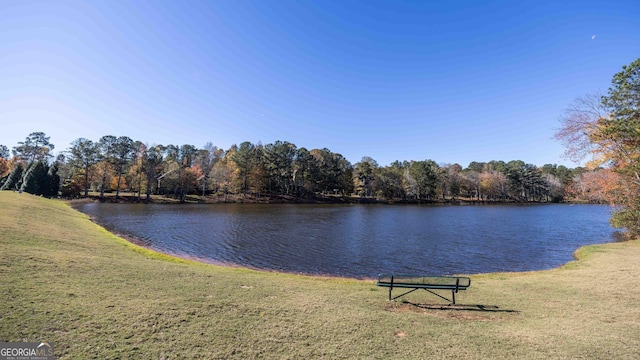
[451, 290, 456, 305]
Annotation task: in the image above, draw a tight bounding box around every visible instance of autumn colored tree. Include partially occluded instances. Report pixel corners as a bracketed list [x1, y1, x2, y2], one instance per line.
[557, 57, 640, 235]
[599, 58, 640, 234]
[566, 169, 621, 203]
[0, 162, 23, 191]
[0, 146, 10, 180]
[210, 156, 236, 201]
[479, 165, 508, 200]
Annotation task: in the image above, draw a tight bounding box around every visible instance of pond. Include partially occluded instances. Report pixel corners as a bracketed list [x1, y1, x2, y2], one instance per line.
[75, 203, 617, 278]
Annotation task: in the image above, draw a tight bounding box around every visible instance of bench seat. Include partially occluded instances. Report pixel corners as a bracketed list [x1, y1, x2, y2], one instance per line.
[377, 273, 471, 304]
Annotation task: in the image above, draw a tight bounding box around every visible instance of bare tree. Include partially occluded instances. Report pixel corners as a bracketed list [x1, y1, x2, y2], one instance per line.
[554, 93, 606, 163]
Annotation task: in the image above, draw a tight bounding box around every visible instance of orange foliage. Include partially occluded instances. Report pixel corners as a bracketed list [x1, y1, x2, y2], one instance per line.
[110, 176, 128, 193]
[569, 169, 625, 204]
[479, 170, 507, 200]
[0, 158, 10, 178]
[189, 164, 204, 180]
[178, 166, 202, 193]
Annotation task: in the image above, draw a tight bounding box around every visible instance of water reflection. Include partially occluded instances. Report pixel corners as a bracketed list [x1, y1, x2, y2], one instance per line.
[75, 203, 615, 278]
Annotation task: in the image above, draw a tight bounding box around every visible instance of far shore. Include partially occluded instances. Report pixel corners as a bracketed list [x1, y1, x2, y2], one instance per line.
[68, 191, 597, 206]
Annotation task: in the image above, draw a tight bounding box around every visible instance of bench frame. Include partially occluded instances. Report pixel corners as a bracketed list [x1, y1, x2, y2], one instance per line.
[376, 273, 471, 304]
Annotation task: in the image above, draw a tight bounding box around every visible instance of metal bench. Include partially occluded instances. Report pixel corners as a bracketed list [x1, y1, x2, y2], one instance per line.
[377, 273, 471, 304]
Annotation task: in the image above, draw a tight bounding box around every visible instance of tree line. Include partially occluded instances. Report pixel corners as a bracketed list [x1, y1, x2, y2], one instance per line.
[1, 132, 611, 205]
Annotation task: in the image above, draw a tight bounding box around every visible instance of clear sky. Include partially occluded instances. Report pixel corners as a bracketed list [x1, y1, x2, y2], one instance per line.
[1, 0, 638, 167]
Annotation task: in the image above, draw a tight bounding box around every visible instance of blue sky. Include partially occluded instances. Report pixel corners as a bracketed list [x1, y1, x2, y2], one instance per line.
[1, 0, 638, 167]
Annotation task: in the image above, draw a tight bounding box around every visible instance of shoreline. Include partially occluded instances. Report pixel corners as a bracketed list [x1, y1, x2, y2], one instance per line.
[66, 192, 600, 206]
[84, 210, 375, 281]
[110, 232, 380, 281]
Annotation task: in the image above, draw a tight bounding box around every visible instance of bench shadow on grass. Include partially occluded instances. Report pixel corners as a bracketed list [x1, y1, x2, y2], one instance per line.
[404, 302, 519, 313]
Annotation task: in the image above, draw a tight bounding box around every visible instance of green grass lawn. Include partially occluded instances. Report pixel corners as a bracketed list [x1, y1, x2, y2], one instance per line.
[1, 191, 639, 359]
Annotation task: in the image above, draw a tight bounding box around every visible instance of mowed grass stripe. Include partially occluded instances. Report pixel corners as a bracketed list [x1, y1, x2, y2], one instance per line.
[1, 191, 639, 359]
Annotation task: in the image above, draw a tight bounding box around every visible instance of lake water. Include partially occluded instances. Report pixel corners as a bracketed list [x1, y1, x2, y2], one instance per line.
[75, 203, 617, 279]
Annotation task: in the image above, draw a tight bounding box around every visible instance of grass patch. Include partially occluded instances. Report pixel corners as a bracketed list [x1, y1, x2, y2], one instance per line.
[1, 191, 640, 359]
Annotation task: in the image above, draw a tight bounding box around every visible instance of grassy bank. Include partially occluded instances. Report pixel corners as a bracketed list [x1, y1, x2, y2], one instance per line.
[1, 192, 639, 359]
